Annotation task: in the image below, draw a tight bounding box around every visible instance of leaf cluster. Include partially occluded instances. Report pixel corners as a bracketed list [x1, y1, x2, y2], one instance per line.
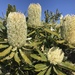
[0, 4, 75, 75]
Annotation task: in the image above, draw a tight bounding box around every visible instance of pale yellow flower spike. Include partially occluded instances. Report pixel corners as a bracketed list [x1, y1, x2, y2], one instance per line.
[28, 3, 42, 27]
[61, 15, 75, 45]
[47, 47, 64, 65]
[7, 12, 27, 48]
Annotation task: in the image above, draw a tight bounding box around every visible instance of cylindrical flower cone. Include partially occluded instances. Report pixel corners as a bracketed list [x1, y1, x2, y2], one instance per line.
[61, 15, 75, 45]
[47, 47, 64, 65]
[27, 3, 42, 27]
[7, 12, 27, 48]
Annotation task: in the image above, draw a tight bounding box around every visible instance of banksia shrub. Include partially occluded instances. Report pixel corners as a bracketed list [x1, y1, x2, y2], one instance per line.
[47, 47, 64, 65]
[7, 12, 27, 48]
[28, 3, 42, 27]
[61, 15, 75, 45]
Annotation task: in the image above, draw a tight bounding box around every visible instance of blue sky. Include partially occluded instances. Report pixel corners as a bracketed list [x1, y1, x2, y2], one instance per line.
[0, 0, 75, 20]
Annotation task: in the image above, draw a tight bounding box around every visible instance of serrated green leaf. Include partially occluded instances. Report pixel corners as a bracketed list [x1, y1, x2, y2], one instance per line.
[57, 69, 66, 75]
[35, 66, 48, 72]
[27, 30, 35, 36]
[53, 67, 66, 75]
[40, 33, 45, 37]
[19, 49, 32, 65]
[56, 40, 65, 44]
[14, 51, 21, 65]
[0, 51, 15, 62]
[0, 46, 12, 57]
[0, 44, 9, 49]
[59, 61, 75, 71]
[23, 67, 32, 70]
[30, 54, 46, 61]
[25, 42, 42, 47]
[35, 64, 48, 71]
[37, 69, 47, 75]
[36, 48, 47, 61]
[45, 67, 52, 75]
[44, 28, 60, 37]
[22, 47, 32, 51]
[53, 67, 58, 75]
[35, 64, 47, 68]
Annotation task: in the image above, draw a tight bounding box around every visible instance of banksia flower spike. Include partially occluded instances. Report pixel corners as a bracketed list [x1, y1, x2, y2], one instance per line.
[61, 15, 75, 45]
[28, 3, 42, 27]
[7, 12, 27, 48]
[47, 47, 64, 65]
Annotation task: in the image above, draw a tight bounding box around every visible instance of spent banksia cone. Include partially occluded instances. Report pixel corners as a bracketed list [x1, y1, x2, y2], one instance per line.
[61, 15, 75, 45]
[28, 3, 42, 27]
[7, 12, 27, 48]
